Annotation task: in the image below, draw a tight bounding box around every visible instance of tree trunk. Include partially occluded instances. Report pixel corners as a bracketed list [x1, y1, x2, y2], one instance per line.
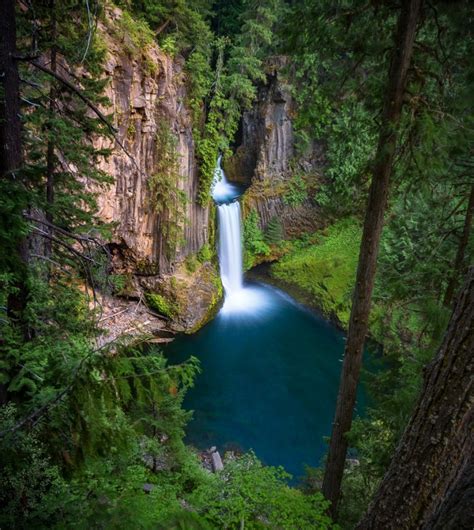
[356, 268, 474, 529]
[443, 184, 474, 308]
[45, 0, 57, 260]
[0, 0, 22, 177]
[0, 0, 32, 397]
[321, 0, 423, 516]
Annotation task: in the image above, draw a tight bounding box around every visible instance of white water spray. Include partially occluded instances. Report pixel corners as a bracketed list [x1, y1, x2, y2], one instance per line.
[217, 202, 243, 294]
[212, 157, 270, 314]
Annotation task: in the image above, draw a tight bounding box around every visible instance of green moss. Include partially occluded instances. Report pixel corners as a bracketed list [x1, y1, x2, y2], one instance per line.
[145, 293, 178, 319]
[110, 273, 134, 297]
[271, 218, 361, 326]
[184, 254, 199, 274]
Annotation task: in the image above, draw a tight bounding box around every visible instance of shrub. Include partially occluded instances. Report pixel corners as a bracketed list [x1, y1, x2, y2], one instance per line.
[243, 209, 270, 269]
[197, 243, 213, 263]
[189, 453, 336, 529]
[184, 254, 199, 274]
[265, 216, 284, 244]
[283, 173, 307, 207]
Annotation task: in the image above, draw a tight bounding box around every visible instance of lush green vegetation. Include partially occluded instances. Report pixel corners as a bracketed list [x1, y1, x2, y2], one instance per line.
[271, 219, 361, 326]
[1, 0, 473, 528]
[243, 209, 270, 269]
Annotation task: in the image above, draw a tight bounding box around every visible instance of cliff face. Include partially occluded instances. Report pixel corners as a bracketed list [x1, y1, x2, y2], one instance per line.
[95, 9, 209, 274]
[226, 58, 324, 237]
[92, 8, 220, 334]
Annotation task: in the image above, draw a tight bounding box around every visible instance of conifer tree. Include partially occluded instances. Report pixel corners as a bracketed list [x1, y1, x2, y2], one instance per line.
[322, 0, 423, 515]
[357, 268, 474, 529]
[265, 216, 284, 244]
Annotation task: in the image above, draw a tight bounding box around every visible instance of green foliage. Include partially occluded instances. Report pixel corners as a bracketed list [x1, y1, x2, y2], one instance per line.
[158, 511, 214, 529]
[243, 209, 270, 270]
[111, 9, 156, 56]
[264, 216, 284, 245]
[376, 181, 472, 306]
[316, 100, 377, 215]
[189, 453, 336, 529]
[197, 243, 213, 264]
[271, 219, 361, 326]
[146, 292, 178, 318]
[149, 121, 187, 257]
[184, 253, 199, 274]
[283, 173, 308, 207]
[0, 405, 71, 529]
[109, 273, 135, 296]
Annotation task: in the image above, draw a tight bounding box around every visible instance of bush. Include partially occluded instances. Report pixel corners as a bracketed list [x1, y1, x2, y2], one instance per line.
[197, 243, 213, 263]
[283, 173, 308, 207]
[184, 254, 200, 274]
[189, 453, 336, 529]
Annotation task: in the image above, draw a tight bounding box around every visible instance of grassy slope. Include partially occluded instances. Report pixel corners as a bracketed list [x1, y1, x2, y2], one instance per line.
[270, 218, 361, 327]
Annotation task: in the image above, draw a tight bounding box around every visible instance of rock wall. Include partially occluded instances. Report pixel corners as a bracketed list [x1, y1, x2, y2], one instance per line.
[95, 7, 209, 275]
[91, 7, 220, 333]
[226, 57, 324, 237]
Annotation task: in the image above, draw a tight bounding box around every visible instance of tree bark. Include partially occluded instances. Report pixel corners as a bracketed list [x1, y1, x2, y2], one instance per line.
[443, 184, 474, 308]
[321, 0, 423, 516]
[45, 0, 57, 260]
[0, 0, 32, 397]
[0, 0, 22, 177]
[356, 268, 474, 529]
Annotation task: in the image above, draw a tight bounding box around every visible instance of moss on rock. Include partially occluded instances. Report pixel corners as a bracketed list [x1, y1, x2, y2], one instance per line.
[270, 218, 361, 327]
[145, 293, 178, 319]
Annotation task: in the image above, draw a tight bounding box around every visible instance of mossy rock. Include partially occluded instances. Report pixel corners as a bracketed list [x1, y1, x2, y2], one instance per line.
[270, 218, 361, 327]
[145, 293, 178, 319]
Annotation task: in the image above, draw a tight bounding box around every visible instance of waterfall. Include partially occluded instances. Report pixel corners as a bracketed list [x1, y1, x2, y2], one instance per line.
[217, 202, 243, 295]
[212, 157, 269, 314]
[212, 156, 244, 299]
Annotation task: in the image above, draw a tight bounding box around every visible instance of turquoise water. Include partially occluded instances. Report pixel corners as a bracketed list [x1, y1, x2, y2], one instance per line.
[166, 281, 367, 480]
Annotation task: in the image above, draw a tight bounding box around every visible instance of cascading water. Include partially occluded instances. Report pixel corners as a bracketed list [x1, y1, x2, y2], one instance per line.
[211, 157, 269, 314]
[217, 202, 243, 294]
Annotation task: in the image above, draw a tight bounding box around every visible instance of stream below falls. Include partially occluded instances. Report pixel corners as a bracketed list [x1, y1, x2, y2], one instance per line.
[166, 158, 367, 480]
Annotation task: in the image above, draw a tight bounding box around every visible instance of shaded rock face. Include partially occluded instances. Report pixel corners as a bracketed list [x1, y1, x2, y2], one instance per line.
[95, 9, 209, 275]
[91, 8, 220, 333]
[226, 57, 324, 237]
